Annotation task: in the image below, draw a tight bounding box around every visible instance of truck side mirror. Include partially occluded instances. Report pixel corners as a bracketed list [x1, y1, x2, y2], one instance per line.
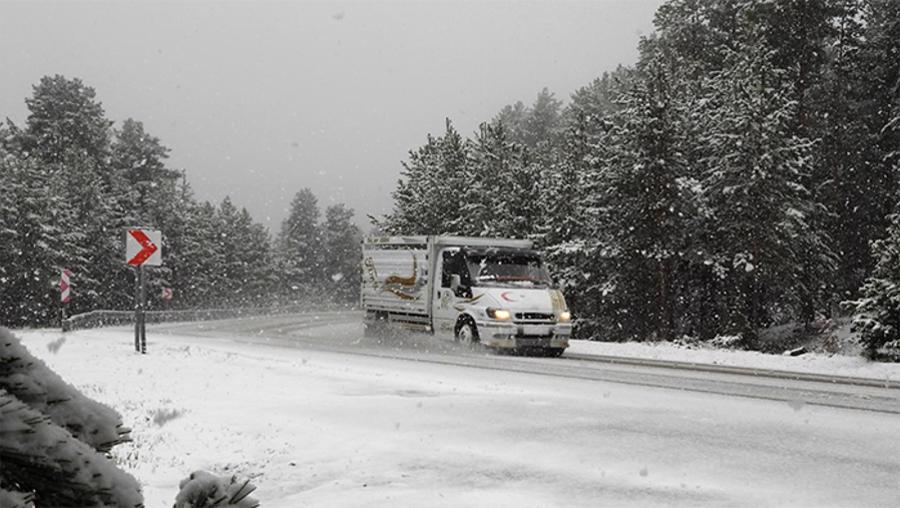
[450, 274, 461, 293]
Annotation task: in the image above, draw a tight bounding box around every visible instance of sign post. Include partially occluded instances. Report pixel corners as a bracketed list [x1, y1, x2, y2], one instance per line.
[126, 228, 162, 354]
[60, 268, 73, 331]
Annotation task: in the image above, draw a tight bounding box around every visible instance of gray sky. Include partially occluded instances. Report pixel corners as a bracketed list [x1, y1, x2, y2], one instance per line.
[0, 0, 662, 232]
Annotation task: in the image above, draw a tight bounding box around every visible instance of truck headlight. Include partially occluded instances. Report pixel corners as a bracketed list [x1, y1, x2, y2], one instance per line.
[487, 308, 512, 320]
[558, 311, 572, 322]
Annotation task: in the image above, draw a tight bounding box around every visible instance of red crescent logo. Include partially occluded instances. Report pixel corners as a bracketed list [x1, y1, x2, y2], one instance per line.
[501, 291, 517, 302]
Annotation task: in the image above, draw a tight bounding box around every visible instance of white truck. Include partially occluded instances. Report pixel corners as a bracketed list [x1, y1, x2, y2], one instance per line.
[361, 236, 572, 356]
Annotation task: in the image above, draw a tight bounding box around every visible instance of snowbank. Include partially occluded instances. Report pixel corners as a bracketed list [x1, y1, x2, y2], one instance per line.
[567, 339, 900, 381]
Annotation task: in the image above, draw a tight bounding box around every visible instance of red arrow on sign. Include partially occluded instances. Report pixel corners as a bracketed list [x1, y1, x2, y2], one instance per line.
[127, 230, 159, 266]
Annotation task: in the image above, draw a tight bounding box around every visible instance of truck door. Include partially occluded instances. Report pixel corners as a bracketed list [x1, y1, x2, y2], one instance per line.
[432, 248, 468, 338]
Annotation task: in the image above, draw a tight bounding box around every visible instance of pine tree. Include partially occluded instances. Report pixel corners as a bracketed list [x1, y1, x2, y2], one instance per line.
[598, 35, 697, 341]
[175, 200, 227, 307]
[321, 204, 362, 302]
[277, 189, 323, 297]
[541, 70, 626, 285]
[214, 198, 275, 306]
[0, 156, 85, 326]
[850, 210, 900, 358]
[112, 118, 181, 224]
[19, 75, 112, 164]
[522, 87, 563, 151]
[459, 121, 535, 237]
[380, 121, 470, 235]
[0, 328, 142, 506]
[494, 101, 529, 147]
[699, 40, 833, 341]
[52, 151, 130, 314]
[235, 208, 276, 304]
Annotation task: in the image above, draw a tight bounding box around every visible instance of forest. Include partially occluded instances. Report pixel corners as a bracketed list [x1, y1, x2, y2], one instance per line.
[0, 75, 362, 327]
[377, 0, 900, 357]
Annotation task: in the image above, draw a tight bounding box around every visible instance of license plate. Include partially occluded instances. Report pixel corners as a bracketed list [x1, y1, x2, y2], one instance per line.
[516, 337, 551, 347]
[521, 325, 550, 337]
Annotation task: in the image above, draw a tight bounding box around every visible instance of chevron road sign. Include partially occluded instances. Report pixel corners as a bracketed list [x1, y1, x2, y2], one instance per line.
[125, 227, 162, 354]
[126, 228, 162, 266]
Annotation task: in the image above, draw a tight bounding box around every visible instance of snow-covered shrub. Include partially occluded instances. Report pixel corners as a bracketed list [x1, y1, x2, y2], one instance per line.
[708, 334, 744, 349]
[174, 471, 259, 508]
[672, 335, 701, 349]
[0, 328, 143, 506]
[876, 339, 900, 361]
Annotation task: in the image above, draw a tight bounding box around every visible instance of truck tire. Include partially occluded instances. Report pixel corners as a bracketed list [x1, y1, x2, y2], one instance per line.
[364, 312, 387, 338]
[546, 348, 565, 358]
[455, 316, 479, 345]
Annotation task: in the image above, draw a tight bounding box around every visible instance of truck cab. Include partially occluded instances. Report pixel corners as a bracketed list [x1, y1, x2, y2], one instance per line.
[431, 246, 571, 354]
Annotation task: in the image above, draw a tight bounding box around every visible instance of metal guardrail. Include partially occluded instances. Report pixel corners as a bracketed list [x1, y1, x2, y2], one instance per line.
[563, 352, 900, 389]
[62, 303, 356, 331]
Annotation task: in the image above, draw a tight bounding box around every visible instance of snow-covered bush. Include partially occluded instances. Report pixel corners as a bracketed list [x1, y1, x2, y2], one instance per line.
[174, 471, 259, 508]
[708, 334, 744, 350]
[0, 327, 143, 506]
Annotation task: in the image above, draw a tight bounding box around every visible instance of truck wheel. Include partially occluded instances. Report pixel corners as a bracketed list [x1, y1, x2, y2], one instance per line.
[546, 348, 565, 358]
[455, 317, 479, 345]
[364, 312, 387, 338]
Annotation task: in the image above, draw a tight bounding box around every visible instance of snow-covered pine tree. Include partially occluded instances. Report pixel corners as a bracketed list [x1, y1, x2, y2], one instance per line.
[0, 328, 142, 506]
[235, 208, 277, 305]
[52, 150, 129, 314]
[276, 189, 324, 298]
[598, 35, 696, 341]
[850, 209, 900, 359]
[112, 118, 182, 224]
[109, 118, 189, 310]
[832, 0, 900, 296]
[321, 204, 362, 302]
[0, 156, 85, 326]
[493, 88, 563, 154]
[216, 198, 276, 306]
[383, 132, 446, 234]
[19, 75, 112, 164]
[460, 121, 535, 237]
[539, 71, 629, 330]
[493, 101, 529, 148]
[8, 75, 128, 322]
[699, 39, 833, 343]
[522, 87, 563, 153]
[174, 200, 227, 307]
[379, 120, 469, 235]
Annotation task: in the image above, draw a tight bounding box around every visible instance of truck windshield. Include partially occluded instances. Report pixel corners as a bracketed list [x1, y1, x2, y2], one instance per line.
[466, 253, 552, 288]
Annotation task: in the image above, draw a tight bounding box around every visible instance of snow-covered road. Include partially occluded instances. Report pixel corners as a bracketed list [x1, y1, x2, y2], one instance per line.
[154, 312, 900, 414]
[15, 315, 900, 507]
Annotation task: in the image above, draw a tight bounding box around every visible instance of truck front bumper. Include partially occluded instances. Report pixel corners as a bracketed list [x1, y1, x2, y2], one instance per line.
[477, 321, 572, 349]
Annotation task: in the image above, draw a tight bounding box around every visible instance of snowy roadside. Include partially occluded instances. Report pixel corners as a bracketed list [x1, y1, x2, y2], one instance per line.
[567, 339, 900, 382]
[13, 327, 900, 508]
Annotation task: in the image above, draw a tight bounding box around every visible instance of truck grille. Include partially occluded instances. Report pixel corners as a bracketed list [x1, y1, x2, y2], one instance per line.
[515, 312, 554, 321]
